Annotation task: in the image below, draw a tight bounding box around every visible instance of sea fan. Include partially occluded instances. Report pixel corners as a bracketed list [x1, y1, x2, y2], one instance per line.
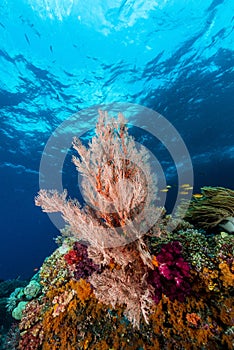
[35, 110, 159, 327]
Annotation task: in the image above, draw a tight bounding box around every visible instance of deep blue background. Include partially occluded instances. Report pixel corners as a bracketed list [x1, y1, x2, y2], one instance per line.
[0, 0, 233, 280]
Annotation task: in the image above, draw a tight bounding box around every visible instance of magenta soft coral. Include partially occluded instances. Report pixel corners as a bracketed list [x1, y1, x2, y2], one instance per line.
[148, 241, 191, 303]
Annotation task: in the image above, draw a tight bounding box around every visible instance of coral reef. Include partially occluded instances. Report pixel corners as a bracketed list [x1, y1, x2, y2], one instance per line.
[5, 112, 234, 349]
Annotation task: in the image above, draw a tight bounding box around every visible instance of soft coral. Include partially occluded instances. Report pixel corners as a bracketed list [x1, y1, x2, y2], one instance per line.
[148, 241, 191, 303]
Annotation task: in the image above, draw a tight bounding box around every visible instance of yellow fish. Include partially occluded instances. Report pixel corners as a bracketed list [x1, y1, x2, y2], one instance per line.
[179, 191, 189, 195]
[193, 193, 203, 199]
[160, 188, 169, 192]
[180, 184, 191, 188]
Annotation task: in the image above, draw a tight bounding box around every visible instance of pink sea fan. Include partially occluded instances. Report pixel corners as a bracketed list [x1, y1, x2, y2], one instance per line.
[35, 110, 160, 328]
[89, 267, 154, 328]
[35, 110, 158, 254]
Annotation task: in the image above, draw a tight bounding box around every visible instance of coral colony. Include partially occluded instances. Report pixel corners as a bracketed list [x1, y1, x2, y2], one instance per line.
[6, 111, 234, 349]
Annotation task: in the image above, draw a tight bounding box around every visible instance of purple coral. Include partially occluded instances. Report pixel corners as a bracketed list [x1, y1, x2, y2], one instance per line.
[72, 242, 100, 280]
[148, 241, 191, 303]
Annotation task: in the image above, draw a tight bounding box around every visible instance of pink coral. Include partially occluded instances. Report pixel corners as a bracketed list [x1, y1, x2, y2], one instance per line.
[89, 267, 154, 328]
[35, 111, 159, 328]
[52, 290, 76, 317]
[35, 110, 158, 253]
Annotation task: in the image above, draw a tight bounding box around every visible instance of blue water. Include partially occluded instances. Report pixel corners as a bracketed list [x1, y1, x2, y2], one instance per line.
[0, 0, 233, 280]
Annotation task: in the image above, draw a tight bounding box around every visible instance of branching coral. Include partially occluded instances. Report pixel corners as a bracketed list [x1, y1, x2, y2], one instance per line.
[18, 299, 45, 350]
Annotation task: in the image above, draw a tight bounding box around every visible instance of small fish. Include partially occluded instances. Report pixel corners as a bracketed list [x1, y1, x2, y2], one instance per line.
[179, 191, 189, 195]
[180, 184, 191, 188]
[166, 185, 172, 189]
[24, 33, 30, 45]
[193, 194, 203, 199]
[0, 22, 5, 29]
[160, 188, 169, 192]
[50, 45, 53, 53]
[34, 29, 41, 38]
[33, 268, 39, 272]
